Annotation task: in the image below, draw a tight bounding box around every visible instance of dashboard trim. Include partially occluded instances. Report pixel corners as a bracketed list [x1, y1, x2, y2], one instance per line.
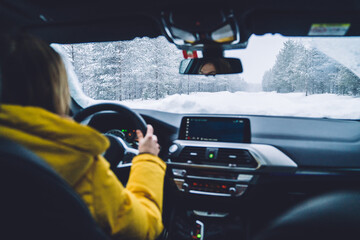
[169, 140, 298, 173]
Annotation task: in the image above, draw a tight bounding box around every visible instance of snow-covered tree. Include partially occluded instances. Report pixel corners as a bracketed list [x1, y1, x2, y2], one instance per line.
[63, 36, 247, 101]
[262, 40, 360, 96]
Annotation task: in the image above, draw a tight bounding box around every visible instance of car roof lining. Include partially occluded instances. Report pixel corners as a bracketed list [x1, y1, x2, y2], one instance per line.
[2, 0, 360, 44]
[26, 17, 162, 44]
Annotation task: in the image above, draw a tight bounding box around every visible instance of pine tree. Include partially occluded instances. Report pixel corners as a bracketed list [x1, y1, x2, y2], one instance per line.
[262, 39, 360, 96]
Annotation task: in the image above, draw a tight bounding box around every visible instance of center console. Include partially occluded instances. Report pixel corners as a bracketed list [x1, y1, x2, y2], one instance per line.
[165, 116, 297, 239]
[167, 116, 296, 197]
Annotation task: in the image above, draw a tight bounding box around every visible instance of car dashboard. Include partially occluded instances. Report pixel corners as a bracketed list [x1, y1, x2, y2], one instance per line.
[87, 109, 360, 240]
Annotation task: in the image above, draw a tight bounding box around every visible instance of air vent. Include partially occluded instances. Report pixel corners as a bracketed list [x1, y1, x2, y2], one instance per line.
[217, 148, 258, 167]
[177, 147, 206, 163]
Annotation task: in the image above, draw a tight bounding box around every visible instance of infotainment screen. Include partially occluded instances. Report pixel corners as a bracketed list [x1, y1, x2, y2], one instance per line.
[179, 117, 251, 143]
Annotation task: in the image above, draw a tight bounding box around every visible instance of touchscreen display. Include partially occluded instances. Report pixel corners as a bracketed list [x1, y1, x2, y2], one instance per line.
[179, 117, 251, 143]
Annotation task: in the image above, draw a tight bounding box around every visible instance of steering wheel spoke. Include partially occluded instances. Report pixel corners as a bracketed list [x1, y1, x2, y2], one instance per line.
[110, 134, 139, 167]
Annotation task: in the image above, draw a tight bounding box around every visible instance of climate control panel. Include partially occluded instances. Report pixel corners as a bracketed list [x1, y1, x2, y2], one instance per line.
[173, 176, 249, 197]
[167, 140, 297, 197]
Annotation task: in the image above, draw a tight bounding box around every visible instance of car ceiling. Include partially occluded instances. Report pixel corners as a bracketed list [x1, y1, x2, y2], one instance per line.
[1, 0, 360, 44]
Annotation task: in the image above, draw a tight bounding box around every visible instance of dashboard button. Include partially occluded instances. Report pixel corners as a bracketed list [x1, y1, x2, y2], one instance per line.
[206, 148, 218, 160]
[229, 187, 236, 196]
[173, 178, 185, 191]
[237, 174, 253, 182]
[235, 184, 248, 196]
[168, 144, 179, 154]
[182, 183, 189, 192]
[172, 169, 187, 177]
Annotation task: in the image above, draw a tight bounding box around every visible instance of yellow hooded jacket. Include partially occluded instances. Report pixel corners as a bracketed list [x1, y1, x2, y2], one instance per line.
[0, 104, 166, 240]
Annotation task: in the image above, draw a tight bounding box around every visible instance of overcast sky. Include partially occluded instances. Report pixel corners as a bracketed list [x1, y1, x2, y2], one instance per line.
[225, 34, 287, 84]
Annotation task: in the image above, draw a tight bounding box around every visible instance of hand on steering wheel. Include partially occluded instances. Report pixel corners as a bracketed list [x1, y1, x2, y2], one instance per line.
[137, 124, 160, 156]
[73, 103, 148, 169]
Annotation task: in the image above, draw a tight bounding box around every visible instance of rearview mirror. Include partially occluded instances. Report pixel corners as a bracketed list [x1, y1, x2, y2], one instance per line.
[179, 57, 243, 75]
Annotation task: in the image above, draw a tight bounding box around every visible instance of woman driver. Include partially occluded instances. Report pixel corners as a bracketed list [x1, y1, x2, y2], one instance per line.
[0, 34, 166, 240]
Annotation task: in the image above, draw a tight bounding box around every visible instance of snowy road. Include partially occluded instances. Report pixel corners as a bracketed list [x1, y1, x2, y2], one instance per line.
[120, 91, 360, 119]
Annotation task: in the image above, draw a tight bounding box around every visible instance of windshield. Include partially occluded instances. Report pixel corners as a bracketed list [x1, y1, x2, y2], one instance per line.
[59, 34, 360, 119]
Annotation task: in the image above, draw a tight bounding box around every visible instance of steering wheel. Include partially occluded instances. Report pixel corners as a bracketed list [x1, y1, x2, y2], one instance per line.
[74, 103, 147, 170]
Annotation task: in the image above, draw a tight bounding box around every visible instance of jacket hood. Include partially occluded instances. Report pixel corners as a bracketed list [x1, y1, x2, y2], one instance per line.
[0, 104, 110, 185]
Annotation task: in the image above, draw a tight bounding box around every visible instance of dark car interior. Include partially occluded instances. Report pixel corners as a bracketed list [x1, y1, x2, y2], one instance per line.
[0, 137, 111, 240]
[1, 0, 360, 239]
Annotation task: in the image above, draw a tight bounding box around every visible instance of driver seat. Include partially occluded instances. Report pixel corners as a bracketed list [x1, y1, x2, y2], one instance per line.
[0, 137, 110, 240]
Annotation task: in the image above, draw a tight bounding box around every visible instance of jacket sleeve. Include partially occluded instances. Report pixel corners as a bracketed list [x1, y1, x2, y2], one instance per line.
[91, 153, 166, 240]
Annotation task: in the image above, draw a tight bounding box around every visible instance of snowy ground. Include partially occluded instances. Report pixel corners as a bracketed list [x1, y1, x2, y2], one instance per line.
[119, 91, 360, 119]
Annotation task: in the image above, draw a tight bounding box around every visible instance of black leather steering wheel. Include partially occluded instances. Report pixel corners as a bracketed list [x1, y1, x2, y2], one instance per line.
[73, 103, 147, 134]
[73, 103, 147, 170]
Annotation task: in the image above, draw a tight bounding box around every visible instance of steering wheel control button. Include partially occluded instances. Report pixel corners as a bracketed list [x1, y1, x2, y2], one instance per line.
[172, 169, 187, 177]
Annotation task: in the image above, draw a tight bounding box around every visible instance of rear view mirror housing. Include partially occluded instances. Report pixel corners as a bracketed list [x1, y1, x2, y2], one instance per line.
[179, 57, 243, 75]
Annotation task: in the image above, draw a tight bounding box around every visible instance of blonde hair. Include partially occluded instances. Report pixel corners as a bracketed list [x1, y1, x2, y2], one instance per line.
[0, 34, 70, 115]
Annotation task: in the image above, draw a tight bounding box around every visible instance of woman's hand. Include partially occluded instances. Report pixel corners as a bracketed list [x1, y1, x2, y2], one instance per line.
[136, 124, 160, 156]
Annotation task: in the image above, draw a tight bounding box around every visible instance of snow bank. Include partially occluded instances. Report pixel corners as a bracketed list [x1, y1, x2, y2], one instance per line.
[120, 91, 360, 119]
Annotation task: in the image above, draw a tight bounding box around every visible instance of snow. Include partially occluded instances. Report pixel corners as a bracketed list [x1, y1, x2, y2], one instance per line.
[120, 91, 360, 119]
[311, 38, 360, 78]
[55, 38, 360, 120]
[226, 34, 287, 83]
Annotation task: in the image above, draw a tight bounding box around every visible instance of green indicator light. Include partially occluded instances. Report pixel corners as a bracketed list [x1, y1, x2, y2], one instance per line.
[209, 153, 214, 159]
[121, 129, 125, 132]
[197, 234, 201, 238]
